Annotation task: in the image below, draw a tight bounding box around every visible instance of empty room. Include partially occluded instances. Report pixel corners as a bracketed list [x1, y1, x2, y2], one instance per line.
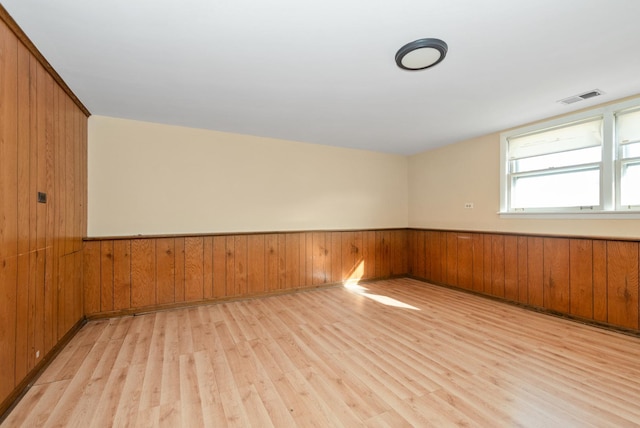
[2, 0, 640, 426]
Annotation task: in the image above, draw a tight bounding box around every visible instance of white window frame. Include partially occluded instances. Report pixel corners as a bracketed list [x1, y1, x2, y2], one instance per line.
[500, 96, 640, 218]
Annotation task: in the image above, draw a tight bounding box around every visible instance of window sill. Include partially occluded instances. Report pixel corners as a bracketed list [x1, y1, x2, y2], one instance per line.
[499, 211, 640, 219]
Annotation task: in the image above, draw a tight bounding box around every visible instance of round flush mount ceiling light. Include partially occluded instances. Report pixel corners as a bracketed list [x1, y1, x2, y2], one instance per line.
[395, 38, 448, 71]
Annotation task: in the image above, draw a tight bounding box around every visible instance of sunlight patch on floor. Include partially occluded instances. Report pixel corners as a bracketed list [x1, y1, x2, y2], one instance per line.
[343, 260, 420, 310]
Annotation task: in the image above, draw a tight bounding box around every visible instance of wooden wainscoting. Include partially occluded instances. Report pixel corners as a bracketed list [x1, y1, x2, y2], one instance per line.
[83, 229, 408, 317]
[408, 230, 640, 332]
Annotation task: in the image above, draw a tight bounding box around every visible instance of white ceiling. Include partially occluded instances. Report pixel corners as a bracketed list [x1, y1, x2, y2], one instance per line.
[3, 0, 640, 155]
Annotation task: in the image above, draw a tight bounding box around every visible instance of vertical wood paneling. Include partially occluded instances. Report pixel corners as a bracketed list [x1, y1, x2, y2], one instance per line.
[352, 231, 363, 280]
[0, 16, 88, 410]
[15, 254, 29, 382]
[156, 238, 175, 305]
[593, 240, 608, 323]
[15, 42, 30, 385]
[491, 235, 505, 298]
[131, 239, 156, 308]
[440, 232, 448, 284]
[391, 230, 406, 276]
[304, 232, 314, 286]
[234, 235, 248, 296]
[225, 236, 236, 296]
[79, 230, 640, 342]
[330, 232, 342, 283]
[527, 237, 544, 307]
[0, 20, 18, 403]
[543, 238, 570, 314]
[569, 239, 593, 319]
[174, 237, 185, 302]
[607, 241, 639, 330]
[376, 231, 391, 279]
[83, 242, 101, 315]
[43, 71, 57, 356]
[277, 233, 286, 289]
[457, 234, 473, 290]
[417, 231, 427, 279]
[100, 241, 114, 312]
[504, 236, 518, 301]
[203, 237, 213, 299]
[446, 232, 458, 286]
[265, 234, 279, 291]
[312, 232, 327, 285]
[472, 233, 484, 292]
[247, 235, 265, 294]
[212, 236, 226, 298]
[285, 233, 301, 289]
[341, 231, 355, 280]
[62, 253, 75, 334]
[35, 65, 47, 262]
[296, 233, 307, 287]
[55, 254, 66, 340]
[184, 237, 204, 301]
[407, 230, 416, 276]
[517, 236, 528, 304]
[362, 231, 376, 280]
[483, 235, 492, 294]
[430, 231, 443, 283]
[113, 240, 131, 310]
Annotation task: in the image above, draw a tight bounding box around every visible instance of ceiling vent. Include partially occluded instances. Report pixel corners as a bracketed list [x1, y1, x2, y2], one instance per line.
[558, 89, 604, 105]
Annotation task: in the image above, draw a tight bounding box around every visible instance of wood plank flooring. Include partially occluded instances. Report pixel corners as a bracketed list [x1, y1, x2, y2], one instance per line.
[4, 278, 640, 427]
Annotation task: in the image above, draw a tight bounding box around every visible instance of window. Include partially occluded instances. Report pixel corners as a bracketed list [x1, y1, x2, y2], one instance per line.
[500, 97, 640, 215]
[617, 108, 640, 208]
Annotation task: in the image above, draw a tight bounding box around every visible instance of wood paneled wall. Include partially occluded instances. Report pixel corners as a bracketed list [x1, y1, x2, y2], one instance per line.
[0, 12, 88, 410]
[408, 230, 640, 331]
[83, 230, 408, 316]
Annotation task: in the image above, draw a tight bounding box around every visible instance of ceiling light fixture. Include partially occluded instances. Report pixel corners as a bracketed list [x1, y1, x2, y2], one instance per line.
[395, 38, 448, 71]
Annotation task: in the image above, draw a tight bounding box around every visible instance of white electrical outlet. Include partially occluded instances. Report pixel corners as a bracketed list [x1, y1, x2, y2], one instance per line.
[36, 350, 40, 359]
[464, 202, 474, 209]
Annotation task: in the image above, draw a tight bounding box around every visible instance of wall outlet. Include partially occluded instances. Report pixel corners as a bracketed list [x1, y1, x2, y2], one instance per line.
[36, 350, 40, 359]
[464, 202, 474, 209]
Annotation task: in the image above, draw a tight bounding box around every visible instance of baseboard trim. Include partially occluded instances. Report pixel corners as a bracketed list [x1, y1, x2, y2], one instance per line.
[406, 274, 640, 339]
[86, 274, 407, 320]
[0, 317, 87, 422]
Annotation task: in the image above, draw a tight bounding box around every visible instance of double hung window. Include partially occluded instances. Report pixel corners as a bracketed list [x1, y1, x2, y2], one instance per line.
[500, 97, 640, 215]
[617, 108, 640, 209]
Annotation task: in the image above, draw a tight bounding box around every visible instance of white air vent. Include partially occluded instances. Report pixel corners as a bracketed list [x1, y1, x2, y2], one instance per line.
[559, 89, 604, 105]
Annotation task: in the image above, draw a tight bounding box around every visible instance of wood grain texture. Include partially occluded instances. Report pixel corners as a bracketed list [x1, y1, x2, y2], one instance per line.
[7, 278, 640, 427]
[457, 233, 473, 290]
[483, 234, 492, 294]
[592, 240, 608, 323]
[527, 237, 544, 307]
[446, 232, 458, 286]
[0, 14, 87, 413]
[83, 230, 408, 316]
[113, 240, 131, 311]
[504, 236, 518, 301]
[570, 239, 593, 319]
[184, 237, 204, 301]
[0, 19, 18, 405]
[156, 238, 176, 305]
[408, 230, 640, 334]
[131, 239, 156, 308]
[491, 235, 505, 298]
[517, 236, 528, 304]
[472, 233, 484, 293]
[543, 238, 570, 314]
[607, 241, 639, 330]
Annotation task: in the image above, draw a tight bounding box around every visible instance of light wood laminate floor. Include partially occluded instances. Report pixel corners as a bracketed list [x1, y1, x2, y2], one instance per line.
[4, 278, 640, 427]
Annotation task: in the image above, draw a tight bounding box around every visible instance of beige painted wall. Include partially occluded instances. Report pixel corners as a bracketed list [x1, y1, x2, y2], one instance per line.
[88, 116, 408, 237]
[408, 132, 640, 239]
